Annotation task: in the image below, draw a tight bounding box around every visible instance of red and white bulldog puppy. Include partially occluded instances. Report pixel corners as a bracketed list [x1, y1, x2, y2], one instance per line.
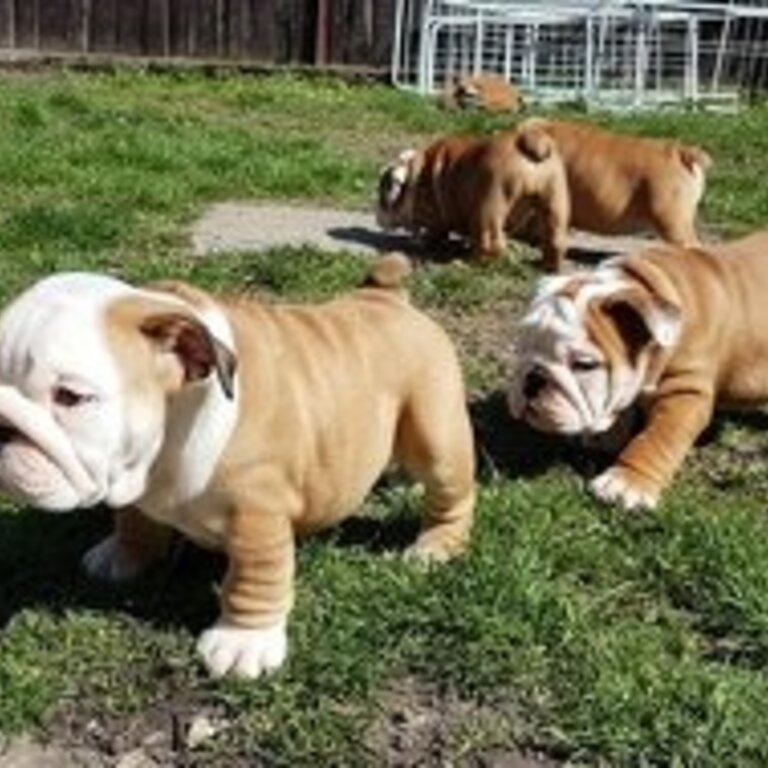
[0, 255, 476, 678]
[508, 230, 768, 511]
[376, 125, 570, 270]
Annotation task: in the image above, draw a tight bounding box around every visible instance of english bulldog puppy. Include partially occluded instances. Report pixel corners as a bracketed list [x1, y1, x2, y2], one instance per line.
[508, 230, 768, 511]
[0, 255, 476, 678]
[439, 73, 524, 113]
[376, 125, 570, 270]
[521, 118, 712, 246]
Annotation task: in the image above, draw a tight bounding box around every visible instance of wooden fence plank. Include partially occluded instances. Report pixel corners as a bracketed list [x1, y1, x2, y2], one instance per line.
[0, 1, 11, 49]
[0, 0, 396, 69]
[37, 0, 76, 50]
[115, 0, 143, 54]
[89, 0, 117, 54]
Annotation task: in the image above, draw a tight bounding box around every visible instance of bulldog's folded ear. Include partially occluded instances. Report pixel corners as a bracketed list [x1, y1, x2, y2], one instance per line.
[140, 312, 237, 399]
[600, 287, 682, 360]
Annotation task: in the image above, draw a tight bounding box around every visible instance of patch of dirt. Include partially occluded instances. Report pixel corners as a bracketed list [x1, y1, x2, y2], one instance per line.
[366, 677, 563, 767]
[189, 202, 657, 262]
[191, 202, 405, 258]
[38, 696, 239, 768]
[0, 737, 104, 768]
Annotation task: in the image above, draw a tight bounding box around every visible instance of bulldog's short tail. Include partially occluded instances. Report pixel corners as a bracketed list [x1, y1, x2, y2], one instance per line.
[363, 253, 413, 291]
[678, 145, 712, 174]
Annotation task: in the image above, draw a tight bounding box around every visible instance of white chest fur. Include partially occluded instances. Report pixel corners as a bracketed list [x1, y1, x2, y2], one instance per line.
[136, 303, 239, 547]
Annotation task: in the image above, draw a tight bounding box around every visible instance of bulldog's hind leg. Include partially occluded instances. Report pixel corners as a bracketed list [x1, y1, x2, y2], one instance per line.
[395, 378, 476, 563]
[653, 214, 699, 249]
[471, 199, 508, 263]
[82, 507, 174, 582]
[650, 194, 699, 248]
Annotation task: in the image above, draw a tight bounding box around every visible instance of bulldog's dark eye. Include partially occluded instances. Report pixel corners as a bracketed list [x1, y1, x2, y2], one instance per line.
[570, 357, 601, 373]
[52, 386, 92, 408]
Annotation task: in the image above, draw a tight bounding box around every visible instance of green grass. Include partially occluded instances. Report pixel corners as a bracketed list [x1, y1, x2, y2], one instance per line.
[1, 70, 768, 765]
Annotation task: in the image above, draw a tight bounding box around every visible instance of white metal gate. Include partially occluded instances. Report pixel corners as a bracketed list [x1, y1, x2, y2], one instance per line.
[392, 1, 768, 109]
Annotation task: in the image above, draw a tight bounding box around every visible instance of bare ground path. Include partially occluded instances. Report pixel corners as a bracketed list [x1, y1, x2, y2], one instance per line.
[190, 201, 658, 260]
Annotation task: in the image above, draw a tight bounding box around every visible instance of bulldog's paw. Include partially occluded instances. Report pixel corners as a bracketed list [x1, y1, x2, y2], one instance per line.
[196, 618, 288, 679]
[589, 466, 661, 511]
[404, 533, 466, 566]
[403, 542, 451, 566]
[82, 534, 145, 583]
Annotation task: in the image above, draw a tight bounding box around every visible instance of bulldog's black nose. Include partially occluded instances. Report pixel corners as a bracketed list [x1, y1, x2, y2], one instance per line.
[523, 368, 548, 400]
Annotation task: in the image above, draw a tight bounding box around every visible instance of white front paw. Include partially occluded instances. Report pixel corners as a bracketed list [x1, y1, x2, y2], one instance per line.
[589, 467, 660, 511]
[196, 618, 288, 679]
[81, 534, 144, 582]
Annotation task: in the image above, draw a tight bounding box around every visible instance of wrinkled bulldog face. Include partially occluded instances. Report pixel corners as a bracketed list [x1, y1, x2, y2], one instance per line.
[375, 149, 419, 231]
[0, 273, 235, 511]
[508, 267, 681, 435]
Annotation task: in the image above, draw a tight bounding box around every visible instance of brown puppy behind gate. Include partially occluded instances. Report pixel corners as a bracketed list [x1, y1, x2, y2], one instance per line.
[440, 73, 524, 113]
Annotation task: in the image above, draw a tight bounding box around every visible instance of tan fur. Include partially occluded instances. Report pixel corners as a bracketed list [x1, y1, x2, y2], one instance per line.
[523, 118, 711, 245]
[581, 230, 768, 502]
[103, 259, 476, 629]
[440, 74, 524, 113]
[378, 127, 570, 271]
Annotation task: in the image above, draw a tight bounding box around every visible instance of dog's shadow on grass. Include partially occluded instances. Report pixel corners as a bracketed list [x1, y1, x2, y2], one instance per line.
[320, 508, 422, 555]
[708, 409, 768, 437]
[0, 508, 223, 635]
[566, 245, 617, 267]
[327, 225, 473, 263]
[469, 390, 617, 480]
[329, 224, 637, 269]
[326, 226, 413, 254]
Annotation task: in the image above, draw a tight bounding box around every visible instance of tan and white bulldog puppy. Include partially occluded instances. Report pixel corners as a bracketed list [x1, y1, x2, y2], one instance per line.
[0, 255, 476, 678]
[521, 118, 712, 246]
[508, 230, 768, 511]
[376, 125, 570, 270]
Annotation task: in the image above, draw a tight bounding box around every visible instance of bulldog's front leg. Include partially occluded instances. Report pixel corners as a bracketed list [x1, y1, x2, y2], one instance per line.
[539, 207, 568, 274]
[197, 505, 295, 679]
[589, 391, 713, 511]
[83, 507, 173, 582]
[471, 217, 507, 264]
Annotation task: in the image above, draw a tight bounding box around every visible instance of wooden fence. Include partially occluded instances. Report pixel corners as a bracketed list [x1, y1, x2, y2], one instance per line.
[0, 0, 397, 69]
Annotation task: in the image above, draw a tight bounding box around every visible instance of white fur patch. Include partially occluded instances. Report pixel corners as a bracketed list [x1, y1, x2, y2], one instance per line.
[390, 163, 409, 187]
[0, 272, 239, 516]
[524, 267, 628, 332]
[135, 299, 238, 529]
[196, 618, 288, 679]
[589, 467, 659, 511]
[0, 273, 137, 509]
[510, 263, 641, 434]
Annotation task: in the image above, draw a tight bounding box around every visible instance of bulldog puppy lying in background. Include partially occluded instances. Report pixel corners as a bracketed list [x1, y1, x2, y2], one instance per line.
[439, 73, 524, 113]
[0, 255, 476, 678]
[508, 230, 768, 511]
[377, 125, 570, 270]
[521, 118, 712, 247]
